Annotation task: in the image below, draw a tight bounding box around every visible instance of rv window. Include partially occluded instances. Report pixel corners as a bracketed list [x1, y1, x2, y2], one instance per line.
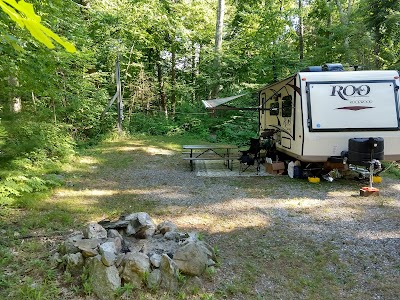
[270, 102, 279, 115]
[282, 95, 292, 117]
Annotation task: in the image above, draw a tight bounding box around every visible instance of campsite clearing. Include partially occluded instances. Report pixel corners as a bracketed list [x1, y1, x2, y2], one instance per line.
[1, 136, 399, 299]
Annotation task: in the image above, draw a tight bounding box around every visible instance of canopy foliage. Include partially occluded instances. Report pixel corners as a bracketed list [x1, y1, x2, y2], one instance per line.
[0, 0, 399, 167]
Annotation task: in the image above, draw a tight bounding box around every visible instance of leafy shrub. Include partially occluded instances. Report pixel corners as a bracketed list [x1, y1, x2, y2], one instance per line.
[211, 113, 258, 146]
[4, 121, 75, 161]
[126, 108, 257, 146]
[126, 112, 209, 139]
[0, 175, 62, 206]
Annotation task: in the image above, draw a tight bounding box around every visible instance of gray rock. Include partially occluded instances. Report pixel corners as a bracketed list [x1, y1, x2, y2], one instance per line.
[75, 238, 102, 251]
[59, 233, 83, 254]
[124, 213, 139, 221]
[88, 255, 121, 300]
[160, 254, 178, 290]
[83, 222, 107, 239]
[157, 220, 178, 234]
[99, 241, 117, 254]
[181, 239, 216, 262]
[147, 269, 161, 289]
[101, 251, 116, 267]
[125, 212, 156, 239]
[121, 251, 150, 287]
[186, 276, 204, 293]
[81, 247, 99, 258]
[108, 229, 123, 239]
[101, 219, 130, 230]
[64, 252, 84, 274]
[115, 253, 125, 268]
[149, 253, 162, 268]
[99, 241, 118, 267]
[50, 252, 63, 268]
[173, 241, 209, 275]
[207, 258, 216, 267]
[106, 237, 122, 253]
[126, 223, 137, 236]
[164, 231, 180, 241]
[185, 231, 200, 243]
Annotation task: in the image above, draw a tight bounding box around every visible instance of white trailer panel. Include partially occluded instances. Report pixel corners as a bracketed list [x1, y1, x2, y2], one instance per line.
[307, 81, 398, 130]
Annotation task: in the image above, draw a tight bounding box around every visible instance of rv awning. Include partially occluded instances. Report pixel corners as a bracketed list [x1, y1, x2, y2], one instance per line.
[202, 93, 247, 109]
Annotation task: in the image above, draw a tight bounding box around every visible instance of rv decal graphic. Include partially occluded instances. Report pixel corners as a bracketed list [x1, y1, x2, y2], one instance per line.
[336, 106, 374, 111]
[331, 84, 370, 100]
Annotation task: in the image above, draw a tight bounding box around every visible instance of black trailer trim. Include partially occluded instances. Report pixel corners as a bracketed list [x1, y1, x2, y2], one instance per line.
[281, 136, 291, 149]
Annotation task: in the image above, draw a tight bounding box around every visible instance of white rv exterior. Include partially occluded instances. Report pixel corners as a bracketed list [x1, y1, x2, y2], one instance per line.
[259, 70, 400, 162]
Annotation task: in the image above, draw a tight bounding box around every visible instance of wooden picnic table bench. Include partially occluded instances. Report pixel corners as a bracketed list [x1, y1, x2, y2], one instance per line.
[182, 144, 238, 171]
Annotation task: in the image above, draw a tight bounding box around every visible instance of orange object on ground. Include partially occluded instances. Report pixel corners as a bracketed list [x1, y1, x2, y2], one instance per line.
[360, 186, 380, 196]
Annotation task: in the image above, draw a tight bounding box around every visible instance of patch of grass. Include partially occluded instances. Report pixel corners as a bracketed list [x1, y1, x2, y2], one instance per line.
[81, 266, 94, 296]
[13, 277, 60, 300]
[381, 161, 400, 179]
[115, 282, 136, 297]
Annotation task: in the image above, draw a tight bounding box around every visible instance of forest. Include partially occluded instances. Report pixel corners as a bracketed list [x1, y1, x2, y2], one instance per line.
[1, 1, 400, 299]
[0, 0, 400, 201]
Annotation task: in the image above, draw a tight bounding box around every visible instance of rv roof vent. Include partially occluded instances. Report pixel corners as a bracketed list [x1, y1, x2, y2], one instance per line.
[322, 63, 344, 72]
[300, 66, 322, 72]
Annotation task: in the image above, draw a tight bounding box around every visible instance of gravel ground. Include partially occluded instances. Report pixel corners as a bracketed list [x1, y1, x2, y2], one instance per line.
[76, 142, 400, 299]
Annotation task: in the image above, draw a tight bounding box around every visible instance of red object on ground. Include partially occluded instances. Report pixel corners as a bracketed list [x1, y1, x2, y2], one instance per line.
[360, 187, 380, 196]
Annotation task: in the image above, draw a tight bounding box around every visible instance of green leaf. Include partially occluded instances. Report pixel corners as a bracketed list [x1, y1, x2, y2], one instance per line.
[0, 0, 76, 52]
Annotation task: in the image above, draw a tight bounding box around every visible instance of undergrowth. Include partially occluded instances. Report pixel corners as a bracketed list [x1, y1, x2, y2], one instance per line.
[0, 175, 62, 206]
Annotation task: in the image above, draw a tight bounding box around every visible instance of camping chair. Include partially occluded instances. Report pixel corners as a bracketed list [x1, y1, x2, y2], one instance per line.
[238, 138, 261, 175]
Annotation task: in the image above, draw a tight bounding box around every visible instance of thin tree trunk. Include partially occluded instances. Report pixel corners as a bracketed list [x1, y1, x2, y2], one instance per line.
[374, 34, 382, 69]
[210, 0, 225, 99]
[214, 0, 224, 54]
[298, 0, 304, 60]
[335, 0, 350, 62]
[191, 41, 196, 103]
[171, 47, 177, 116]
[157, 57, 168, 119]
[8, 76, 22, 113]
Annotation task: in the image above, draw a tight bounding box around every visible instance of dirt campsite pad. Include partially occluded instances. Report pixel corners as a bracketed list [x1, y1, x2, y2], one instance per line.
[8, 137, 399, 299]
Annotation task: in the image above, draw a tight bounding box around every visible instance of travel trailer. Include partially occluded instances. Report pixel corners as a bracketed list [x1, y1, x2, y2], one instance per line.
[258, 64, 400, 170]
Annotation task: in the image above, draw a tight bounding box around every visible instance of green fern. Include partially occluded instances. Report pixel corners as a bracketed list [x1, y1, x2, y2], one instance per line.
[0, 175, 62, 206]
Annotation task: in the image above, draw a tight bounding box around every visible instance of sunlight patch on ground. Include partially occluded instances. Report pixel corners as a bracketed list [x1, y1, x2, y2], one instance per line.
[55, 189, 117, 197]
[327, 190, 356, 197]
[284, 198, 323, 208]
[172, 199, 273, 233]
[174, 212, 270, 234]
[356, 230, 400, 240]
[122, 188, 193, 200]
[392, 184, 400, 191]
[252, 197, 365, 221]
[144, 147, 175, 155]
[105, 145, 175, 155]
[78, 156, 99, 165]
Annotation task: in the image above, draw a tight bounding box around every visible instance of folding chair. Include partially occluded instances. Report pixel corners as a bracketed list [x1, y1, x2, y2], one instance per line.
[238, 138, 261, 174]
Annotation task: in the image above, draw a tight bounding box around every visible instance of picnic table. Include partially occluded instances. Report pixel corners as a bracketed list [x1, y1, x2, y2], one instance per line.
[182, 144, 238, 171]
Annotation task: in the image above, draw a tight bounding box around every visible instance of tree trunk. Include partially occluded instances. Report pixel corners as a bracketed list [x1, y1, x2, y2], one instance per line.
[298, 0, 304, 60]
[210, 0, 225, 99]
[335, 0, 350, 62]
[214, 0, 224, 54]
[191, 41, 197, 103]
[373, 34, 383, 69]
[171, 47, 177, 116]
[8, 76, 22, 113]
[157, 57, 168, 119]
